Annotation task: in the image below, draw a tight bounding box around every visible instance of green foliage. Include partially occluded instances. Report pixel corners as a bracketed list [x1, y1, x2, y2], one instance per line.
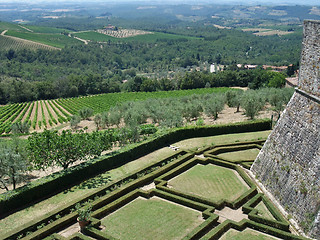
[241, 90, 265, 120]
[203, 94, 225, 120]
[11, 121, 30, 134]
[75, 203, 92, 222]
[27, 129, 113, 170]
[196, 118, 205, 126]
[267, 72, 286, 88]
[226, 90, 243, 112]
[70, 115, 81, 129]
[78, 107, 94, 120]
[93, 113, 103, 130]
[0, 138, 29, 191]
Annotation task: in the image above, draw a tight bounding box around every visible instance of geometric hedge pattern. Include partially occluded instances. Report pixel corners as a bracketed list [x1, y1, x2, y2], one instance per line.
[3, 140, 310, 240]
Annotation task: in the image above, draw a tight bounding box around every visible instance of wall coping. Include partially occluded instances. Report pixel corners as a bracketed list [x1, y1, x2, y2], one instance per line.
[295, 88, 320, 104]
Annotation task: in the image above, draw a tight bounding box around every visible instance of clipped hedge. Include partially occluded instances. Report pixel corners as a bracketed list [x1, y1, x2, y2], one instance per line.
[202, 219, 308, 240]
[155, 157, 258, 209]
[90, 188, 218, 240]
[242, 193, 290, 231]
[2, 151, 192, 240]
[0, 119, 271, 216]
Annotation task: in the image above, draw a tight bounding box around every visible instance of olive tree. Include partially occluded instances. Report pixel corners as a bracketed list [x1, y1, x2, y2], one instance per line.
[0, 138, 29, 191]
[11, 121, 30, 134]
[204, 94, 225, 120]
[79, 107, 94, 120]
[241, 90, 265, 119]
[226, 90, 242, 112]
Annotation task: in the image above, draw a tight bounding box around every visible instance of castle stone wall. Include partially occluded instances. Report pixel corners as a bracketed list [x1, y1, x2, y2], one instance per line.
[251, 20, 320, 239]
[299, 20, 320, 97]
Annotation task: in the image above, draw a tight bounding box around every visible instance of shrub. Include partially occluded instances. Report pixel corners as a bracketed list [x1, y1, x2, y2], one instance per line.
[11, 121, 30, 134]
[78, 108, 94, 120]
[70, 115, 81, 129]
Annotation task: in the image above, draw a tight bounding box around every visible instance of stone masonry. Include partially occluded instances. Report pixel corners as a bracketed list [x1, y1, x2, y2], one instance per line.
[251, 20, 320, 239]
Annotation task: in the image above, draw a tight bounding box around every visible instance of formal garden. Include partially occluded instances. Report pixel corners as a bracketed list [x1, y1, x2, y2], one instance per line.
[0, 120, 310, 240]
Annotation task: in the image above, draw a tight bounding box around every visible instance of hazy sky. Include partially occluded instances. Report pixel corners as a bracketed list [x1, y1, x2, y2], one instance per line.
[0, 0, 319, 5]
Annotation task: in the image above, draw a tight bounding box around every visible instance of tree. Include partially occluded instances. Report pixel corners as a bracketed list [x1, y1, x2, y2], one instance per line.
[108, 107, 122, 127]
[226, 90, 242, 112]
[11, 121, 30, 134]
[267, 72, 286, 88]
[27, 129, 112, 170]
[0, 138, 29, 191]
[241, 90, 265, 119]
[94, 114, 103, 130]
[70, 115, 81, 129]
[78, 107, 94, 120]
[203, 94, 225, 120]
[6, 49, 16, 60]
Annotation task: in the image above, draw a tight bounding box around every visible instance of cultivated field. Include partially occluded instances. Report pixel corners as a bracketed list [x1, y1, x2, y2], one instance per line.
[0, 34, 59, 51]
[0, 88, 231, 135]
[73, 30, 200, 43]
[4, 30, 80, 48]
[242, 28, 294, 36]
[97, 28, 153, 38]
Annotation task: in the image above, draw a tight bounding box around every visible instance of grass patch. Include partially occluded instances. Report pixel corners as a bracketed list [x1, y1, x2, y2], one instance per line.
[219, 228, 279, 240]
[101, 196, 203, 240]
[174, 130, 270, 151]
[217, 148, 260, 161]
[168, 164, 249, 202]
[255, 201, 276, 221]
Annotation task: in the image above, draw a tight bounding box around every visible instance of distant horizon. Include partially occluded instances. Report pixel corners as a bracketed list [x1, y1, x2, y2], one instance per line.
[0, 0, 319, 6]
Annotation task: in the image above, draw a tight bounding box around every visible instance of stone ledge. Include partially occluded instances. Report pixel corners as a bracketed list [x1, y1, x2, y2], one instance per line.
[295, 88, 320, 104]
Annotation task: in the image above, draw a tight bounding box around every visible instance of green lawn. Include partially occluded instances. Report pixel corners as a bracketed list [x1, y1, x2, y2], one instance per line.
[217, 148, 261, 161]
[219, 228, 279, 240]
[174, 130, 270, 150]
[102, 197, 203, 240]
[255, 201, 276, 220]
[169, 164, 249, 202]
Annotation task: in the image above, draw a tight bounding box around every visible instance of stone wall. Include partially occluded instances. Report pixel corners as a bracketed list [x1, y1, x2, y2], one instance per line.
[251, 20, 320, 239]
[299, 20, 320, 97]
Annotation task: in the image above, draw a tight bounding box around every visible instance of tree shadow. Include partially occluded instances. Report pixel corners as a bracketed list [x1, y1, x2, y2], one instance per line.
[74, 173, 112, 190]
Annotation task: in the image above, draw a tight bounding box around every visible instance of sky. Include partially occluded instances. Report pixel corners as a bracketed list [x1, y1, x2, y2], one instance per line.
[0, 0, 319, 5]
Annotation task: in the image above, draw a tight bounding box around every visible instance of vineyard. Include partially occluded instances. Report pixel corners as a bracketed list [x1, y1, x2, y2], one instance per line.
[4, 30, 80, 49]
[73, 30, 200, 43]
[0, 88, 231, 134]
[0, 35, 59, 51]
[96, 28, 153, 38]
